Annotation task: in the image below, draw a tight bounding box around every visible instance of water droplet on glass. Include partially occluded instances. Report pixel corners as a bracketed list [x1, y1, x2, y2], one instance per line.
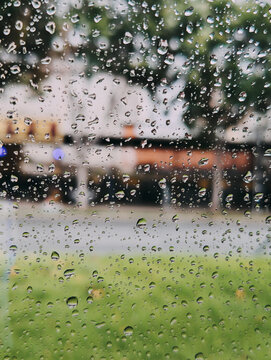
[4, 28, 10, 36]
[164, 53, 175, 65]
[198, 158, 209, 166]
[122, 174, 130, 183]
[71, 14, 80, 24]
[64, 269, 75, 279]
[254, 193, 263, 202]
[76, 114, 85, 122]
[244, 210, 251, 218]
[244, 193, 250, 202]
[10, 65, 21, 74]
[123, 32, 133, 45]
[238, 91, 247, 102]
[210, 55, 217, 65]
[7, 42, 16, 54]
[184, 7, 194, 16]
[94, 14, 102, 23]
[45, 21, 56, 34]
[158, 39, 168, 55]
[32, 0, 41, 9]
[177, 91, 185, 101]
[143, 18, 149, 30]
[115, 190, 125, 200]
[15, 20, 23, 31]
[226, 194, 233, 202]
[9, 96, 18, 105]
[182, 174, 189, 183]
[43, 85, 52, 93]
[264, 149, 271, 157]
[207, 16, 214, 24]
[172, 214, 179, 223]
[37, 164, 44, 172]
[46, 5, 56, 15]
[51, 251, 60, 260]
[48, 163, 55, 173]
[13, 0, 21, 7]
[9, 245, 17, 252]
[24, 117, 32, 126]
[66, 296, 78, 309]
[243, 171, 253, 183]
[11, 175, 18, 182]
[186, 23, 193, 34]
[158, 178, 167, 189]
[198, 188, 207, 198]
[144, 164, 150, 172]
[41, 57, 51, 65]
[86, 295, 93, 304]
[123, 326, 133, 336]
[136, 218, 147, 229]
[95, 322, 105, 328]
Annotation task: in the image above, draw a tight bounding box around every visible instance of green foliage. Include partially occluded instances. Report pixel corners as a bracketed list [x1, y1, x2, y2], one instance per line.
[0, 0, 57, 87]
[1, 0, 271, 141]
[67, 0, 271, 141]
[2, 255, 271, 359]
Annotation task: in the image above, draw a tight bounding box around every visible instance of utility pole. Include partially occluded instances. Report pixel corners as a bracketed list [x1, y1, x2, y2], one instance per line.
[253, 117, 267, 211]
[211, 157, 223, 212]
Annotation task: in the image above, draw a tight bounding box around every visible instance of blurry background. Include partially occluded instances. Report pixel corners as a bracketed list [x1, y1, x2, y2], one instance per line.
[1, 2, 271, 359]
[0, 0, 271, 213]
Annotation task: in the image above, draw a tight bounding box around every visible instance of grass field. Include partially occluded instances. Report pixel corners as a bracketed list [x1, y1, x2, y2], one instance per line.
[0, 254, 271, 359]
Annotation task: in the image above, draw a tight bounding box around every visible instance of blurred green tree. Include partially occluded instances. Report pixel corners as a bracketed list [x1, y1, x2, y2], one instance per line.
[1, 0, 271, 144]
[67, 0, 271, 145]
[0, 0, 57, 88]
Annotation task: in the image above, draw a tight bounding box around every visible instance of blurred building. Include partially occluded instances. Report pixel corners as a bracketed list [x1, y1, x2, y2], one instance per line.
[0, 59, 267, 208]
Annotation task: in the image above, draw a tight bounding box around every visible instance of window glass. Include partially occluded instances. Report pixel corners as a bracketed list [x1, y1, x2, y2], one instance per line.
[0, 0, 271, 358]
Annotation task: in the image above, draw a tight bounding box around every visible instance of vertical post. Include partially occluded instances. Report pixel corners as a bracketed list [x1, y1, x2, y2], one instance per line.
[253, 118, 267, 211]
[162, 184, 171, 207]
[0, 200, 15, 351]
[75, 165, 89, 209]
[211, 152, 222, 211]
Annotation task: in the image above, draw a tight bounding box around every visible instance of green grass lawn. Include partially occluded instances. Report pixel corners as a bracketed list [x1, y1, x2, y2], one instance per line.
[0, 254, 271, 359]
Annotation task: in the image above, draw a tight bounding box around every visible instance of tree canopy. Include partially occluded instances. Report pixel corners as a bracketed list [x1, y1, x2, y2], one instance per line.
[0, 0, 56, 88]
[66, 0, 271, 143]
[1, 0, 271, 144]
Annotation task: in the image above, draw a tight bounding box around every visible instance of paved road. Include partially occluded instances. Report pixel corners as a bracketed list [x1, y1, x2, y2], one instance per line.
[0, 202, 270, 258]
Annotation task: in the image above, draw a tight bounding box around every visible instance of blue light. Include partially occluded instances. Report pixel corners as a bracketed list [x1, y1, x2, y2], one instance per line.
[53, 148, 65, 161]
[0, 146, 7, 158]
